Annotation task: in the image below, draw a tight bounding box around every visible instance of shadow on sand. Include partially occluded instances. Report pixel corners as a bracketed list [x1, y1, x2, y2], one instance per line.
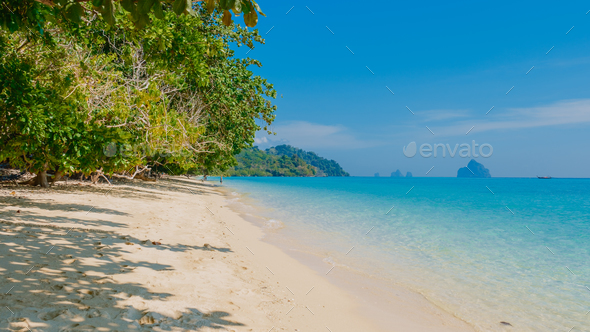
[0, 178, 241, 331]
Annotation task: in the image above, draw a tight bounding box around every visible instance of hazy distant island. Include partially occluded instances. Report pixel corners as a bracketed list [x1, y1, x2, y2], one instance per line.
[391, 169, 412, 178]
[457, 159, 491, 178]
[376, 170, 413, 177]
[227, 145, 349, 177]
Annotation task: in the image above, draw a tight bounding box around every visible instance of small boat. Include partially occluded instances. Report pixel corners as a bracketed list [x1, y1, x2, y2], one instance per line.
[537, 176, 552, 179]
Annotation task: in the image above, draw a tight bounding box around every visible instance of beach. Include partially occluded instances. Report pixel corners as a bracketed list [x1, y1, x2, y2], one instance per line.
[0, 178, 474, 332]
[2, 1, 586, 331]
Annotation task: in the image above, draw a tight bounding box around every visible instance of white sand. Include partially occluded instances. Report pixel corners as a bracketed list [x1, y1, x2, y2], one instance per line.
[0, 178, 475, 331]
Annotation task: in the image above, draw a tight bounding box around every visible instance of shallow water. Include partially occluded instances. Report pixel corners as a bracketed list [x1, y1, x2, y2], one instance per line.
[222, 177, 590, 331]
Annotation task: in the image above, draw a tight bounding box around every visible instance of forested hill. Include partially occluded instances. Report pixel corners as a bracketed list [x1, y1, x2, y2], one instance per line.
[267, 145, 349, 176]
[227, 145, 349, 177]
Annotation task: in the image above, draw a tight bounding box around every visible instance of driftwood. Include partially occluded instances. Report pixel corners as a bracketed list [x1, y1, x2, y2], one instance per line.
[135, 173, 156, 182]
[17, 165, 160, 187]
[90, 169, 112, 185]
[110, 166, 156, 182]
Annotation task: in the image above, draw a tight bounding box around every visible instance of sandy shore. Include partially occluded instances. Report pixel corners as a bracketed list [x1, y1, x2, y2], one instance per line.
[0, 178, 474, 331]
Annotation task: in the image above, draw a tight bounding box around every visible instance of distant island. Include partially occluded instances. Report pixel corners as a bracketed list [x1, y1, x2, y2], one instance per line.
[227, 145, 349, 177]
[391, 169, 412, 178]
[457, 159, 491, 178]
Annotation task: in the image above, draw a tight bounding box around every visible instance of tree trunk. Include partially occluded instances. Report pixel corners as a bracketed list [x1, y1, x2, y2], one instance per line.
[51, 170, 63, 185]
[37, 170, 49, 188]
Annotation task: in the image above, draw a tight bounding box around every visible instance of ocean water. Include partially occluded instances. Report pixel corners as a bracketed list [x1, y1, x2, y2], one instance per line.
[222, 177, 590, 331]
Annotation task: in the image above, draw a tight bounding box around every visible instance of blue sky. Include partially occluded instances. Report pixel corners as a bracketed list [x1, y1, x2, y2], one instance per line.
[238, 0, 590, 177]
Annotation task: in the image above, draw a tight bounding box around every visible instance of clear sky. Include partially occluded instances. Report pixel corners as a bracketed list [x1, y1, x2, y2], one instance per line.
[239, 0, 590, 177]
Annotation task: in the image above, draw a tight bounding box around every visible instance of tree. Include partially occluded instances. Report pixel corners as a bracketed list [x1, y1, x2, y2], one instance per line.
[0, 1, 276, 186]
[0, 0, 265, 35]
[0, 28, 134, 186]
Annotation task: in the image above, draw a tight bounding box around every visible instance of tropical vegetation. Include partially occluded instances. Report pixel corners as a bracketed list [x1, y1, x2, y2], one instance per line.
[227, 145, 349, 177]
[0, 0, 276, 187]
[267, 145, 349, 177]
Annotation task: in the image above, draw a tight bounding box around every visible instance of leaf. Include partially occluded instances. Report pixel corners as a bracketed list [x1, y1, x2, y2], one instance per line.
[7, 15, 19, 32]
[207, 0, 216, 14]
[65, 3, 84, 24]
[102, 11, 116, 26]
[153, 0, 164, 19]
[92, 0, 104, 7]
[139, 0, 156, 14]
[135, 13, 149, 29]
[172, 0, 187, 15]
[244, 10, 257, 27]
[251, 0, 265, 17]
[185, 0, 194, 14]
[127, 9, 138, 22]
[222, 10, 232, 26]
[129, 4, 140, 21]
[121, 0, 134, 12]
[102, 0, 116, 25]
[232, 0, 241, 14]
[242, 0, 251, 15]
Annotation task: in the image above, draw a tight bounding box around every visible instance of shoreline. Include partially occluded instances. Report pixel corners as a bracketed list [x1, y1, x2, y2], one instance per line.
[218, 182, 476, 332]
[0, 177, 475, 331]
[0, 178, 383, 331]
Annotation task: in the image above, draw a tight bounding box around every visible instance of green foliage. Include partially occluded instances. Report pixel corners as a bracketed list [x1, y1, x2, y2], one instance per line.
[227, 147, 316, 177]
[267, 145, 350, 176]
[0, 0, 265, 35]
[0, 1, 276, 185]
[0, 31, 130, 176]
[227, 145, 349, 177]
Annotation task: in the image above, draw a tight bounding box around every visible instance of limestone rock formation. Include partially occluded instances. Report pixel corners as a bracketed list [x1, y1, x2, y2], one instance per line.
[457, 159, 491, 178]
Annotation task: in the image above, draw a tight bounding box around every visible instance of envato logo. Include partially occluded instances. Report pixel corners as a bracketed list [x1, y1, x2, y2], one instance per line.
[403, 140, 493, 158]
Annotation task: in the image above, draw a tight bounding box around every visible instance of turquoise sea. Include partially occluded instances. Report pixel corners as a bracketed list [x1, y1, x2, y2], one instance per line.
[222, 177, 590, 331]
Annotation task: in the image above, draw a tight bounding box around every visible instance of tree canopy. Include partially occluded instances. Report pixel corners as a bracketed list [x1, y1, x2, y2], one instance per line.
[227, 147, 316, 177]
[227, 145, 350, 177]
[0, 0, 276, 186]
[267, 145, 350, 176]
[1, 0, 264, 34]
